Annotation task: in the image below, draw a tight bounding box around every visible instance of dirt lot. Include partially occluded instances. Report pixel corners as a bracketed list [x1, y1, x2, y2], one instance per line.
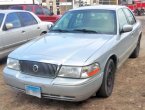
[0, 17, 145, 110]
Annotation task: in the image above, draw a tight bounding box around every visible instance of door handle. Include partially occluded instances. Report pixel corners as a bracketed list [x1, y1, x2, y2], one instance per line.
[22, 30, 25, 33]
[37, 27, 40, 29]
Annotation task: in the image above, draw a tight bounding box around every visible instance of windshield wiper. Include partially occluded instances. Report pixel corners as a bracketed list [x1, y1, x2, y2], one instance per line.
[51, 29, 99, 33]
[72, 29, 98, 33]
[51, 29, 70, 32]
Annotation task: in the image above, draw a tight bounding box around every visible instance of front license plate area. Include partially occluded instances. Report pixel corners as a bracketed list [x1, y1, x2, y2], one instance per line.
[25, 85, 41, 98]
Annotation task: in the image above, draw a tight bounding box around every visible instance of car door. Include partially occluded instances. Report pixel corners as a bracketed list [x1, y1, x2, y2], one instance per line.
[122, 8, 141, 48]
[18, 12, 41, 41]
[116, 8, 134, 65]
[0, 13, 5, 58]
[0, 12, 27, 53]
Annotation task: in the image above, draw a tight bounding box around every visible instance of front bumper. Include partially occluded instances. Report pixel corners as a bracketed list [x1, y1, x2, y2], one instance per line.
[3, 67, 103, 101]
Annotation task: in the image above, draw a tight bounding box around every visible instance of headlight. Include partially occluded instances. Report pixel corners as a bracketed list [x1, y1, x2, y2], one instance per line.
[81, 63, 100, 78]
[7, 58, 20, 71]
[58, 66, 82, 78]
[58, 63, 100, 79]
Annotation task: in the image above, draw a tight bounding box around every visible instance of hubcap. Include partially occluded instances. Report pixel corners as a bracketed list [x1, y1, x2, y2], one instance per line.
[106, 62, 114, 94]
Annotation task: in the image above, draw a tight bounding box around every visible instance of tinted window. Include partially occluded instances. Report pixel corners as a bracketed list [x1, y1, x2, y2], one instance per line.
[18, 12, 38, 26]
[5, 13, 21, 29]
[51, 10, 117, 34]
[9, 6, 23, 10]
[118, 9, 128, 29]
[123, 8, 136, 25]
[35, 7, 44, 15]
[0, 13, 4, 27]
[43, 7, 50, 15]
[25, 6, 33, 12]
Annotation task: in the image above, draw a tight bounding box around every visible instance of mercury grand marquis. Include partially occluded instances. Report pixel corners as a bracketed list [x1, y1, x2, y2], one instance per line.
[3, 5, 142, 101]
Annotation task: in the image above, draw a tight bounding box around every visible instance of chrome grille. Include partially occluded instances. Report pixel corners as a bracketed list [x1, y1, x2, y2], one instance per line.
[19, 60, 58, 78]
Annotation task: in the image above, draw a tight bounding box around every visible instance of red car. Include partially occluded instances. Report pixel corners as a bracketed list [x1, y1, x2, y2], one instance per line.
[9, 4, 60, 23]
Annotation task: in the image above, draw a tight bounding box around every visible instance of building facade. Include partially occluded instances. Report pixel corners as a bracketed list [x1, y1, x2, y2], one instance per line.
[42, 0, 119, 14]
[0, 0, 40, 4]
[0, 0, 119, 14]
[44, 0, 73, 14]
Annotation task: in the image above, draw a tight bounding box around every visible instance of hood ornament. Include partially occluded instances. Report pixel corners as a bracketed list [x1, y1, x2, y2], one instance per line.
[33, 65, 39, 72]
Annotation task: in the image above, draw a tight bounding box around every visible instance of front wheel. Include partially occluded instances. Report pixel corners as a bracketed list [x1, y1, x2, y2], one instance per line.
[40, 32, 47, 36]
[97, 59, 116, 97]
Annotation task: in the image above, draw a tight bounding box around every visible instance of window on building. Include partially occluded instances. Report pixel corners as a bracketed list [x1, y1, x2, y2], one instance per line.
[99, 0, 117, 4]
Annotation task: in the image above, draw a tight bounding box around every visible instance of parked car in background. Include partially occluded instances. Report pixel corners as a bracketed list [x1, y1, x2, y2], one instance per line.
[126, 2, 145, 16]
[3, 5, 142, 101]
[0, 10, 53, 60]
[9, 4, 60, 23]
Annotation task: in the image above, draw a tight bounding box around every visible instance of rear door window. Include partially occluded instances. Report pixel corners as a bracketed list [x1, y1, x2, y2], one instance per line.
[123, 8, 136, 25]
[4, 12, 21, 29]
[0, 13, 4, 27]
[117, 9, 129, 30]
[18, 12, 38, 26]
[34, 6, 44, 15]
[43, 8, 50, 15]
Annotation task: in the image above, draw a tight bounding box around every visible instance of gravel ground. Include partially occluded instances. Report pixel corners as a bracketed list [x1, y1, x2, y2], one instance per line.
[0, 16, 145, 110]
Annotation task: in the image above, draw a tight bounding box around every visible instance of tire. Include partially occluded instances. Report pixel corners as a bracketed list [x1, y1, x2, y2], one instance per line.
[130, 38, 141, 58]
[97, 59, 116, 98]
[134, 9, 139, 16]
[40, 32, 47, 36]
[140, 9, 144, 16]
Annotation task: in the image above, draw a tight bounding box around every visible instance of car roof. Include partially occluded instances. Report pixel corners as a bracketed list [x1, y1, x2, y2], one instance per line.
[70, 5, 126, 11]
[0, 10, 30, 14]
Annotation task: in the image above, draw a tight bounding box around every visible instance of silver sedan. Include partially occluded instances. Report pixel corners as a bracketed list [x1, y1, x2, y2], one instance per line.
[3, 5, 142, 101]
[0, 10, 53, 59]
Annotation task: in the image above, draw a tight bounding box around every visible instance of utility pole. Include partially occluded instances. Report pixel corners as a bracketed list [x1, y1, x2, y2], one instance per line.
[33, 0, 35, 4]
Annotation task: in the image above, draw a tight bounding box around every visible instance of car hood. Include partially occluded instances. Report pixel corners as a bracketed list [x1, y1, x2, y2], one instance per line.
[41, 21, 53, 25]
[10, 33, 114, 66]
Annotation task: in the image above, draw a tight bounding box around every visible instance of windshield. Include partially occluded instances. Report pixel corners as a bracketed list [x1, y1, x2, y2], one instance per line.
[51, 10, 117, 34]
[0, 13, 4, 28]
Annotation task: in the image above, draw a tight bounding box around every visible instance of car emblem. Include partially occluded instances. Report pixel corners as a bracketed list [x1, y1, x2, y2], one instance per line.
[33, 65, 39, 72]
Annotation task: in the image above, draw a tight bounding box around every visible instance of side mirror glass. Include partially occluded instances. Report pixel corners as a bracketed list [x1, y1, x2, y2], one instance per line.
[5, 23, 13, 30]
[121, 24, 133, 33]
[48, 23, 54, 30]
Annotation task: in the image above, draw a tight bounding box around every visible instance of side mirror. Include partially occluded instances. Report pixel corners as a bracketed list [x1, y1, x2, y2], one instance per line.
[48, 23, 54, 30]
[121, 24, 133, 33]
[5, 23, 13, 30]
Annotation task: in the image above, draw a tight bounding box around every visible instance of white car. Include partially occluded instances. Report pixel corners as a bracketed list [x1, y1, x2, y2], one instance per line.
[0, 10, 53, 60]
